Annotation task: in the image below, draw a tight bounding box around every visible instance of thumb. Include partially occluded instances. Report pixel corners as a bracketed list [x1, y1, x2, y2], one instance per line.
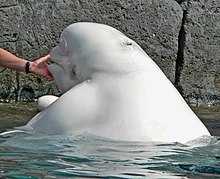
[39, 54, 51, 63]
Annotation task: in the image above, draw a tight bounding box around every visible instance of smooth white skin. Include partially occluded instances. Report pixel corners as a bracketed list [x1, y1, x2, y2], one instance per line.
[37, 95, 58, 112]
[16, 22, 210, 143]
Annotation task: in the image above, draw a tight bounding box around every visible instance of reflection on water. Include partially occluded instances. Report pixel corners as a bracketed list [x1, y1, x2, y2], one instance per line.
[0, 103, 219, 178]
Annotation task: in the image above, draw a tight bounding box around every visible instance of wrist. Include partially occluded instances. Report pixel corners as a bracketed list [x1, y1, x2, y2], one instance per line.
[25, 61, 32, 73]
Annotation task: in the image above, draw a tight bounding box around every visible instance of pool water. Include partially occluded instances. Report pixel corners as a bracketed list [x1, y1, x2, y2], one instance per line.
[0, 103, 220, 178]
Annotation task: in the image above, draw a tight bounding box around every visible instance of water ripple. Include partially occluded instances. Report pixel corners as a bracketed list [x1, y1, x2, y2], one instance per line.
[0, 132, 219, 178]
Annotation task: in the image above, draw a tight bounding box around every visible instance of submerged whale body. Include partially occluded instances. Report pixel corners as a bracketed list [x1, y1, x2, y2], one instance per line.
[16, 22, 210, 143]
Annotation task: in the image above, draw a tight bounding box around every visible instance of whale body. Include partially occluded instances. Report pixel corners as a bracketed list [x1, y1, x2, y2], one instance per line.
[16, 22, 210, 143]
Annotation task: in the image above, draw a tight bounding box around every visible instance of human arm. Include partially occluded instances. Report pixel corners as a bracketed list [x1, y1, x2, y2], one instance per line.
[0, 48, 53, 80]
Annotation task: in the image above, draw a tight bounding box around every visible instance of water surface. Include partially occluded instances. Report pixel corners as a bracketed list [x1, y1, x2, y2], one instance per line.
[0, 132, 219, 178]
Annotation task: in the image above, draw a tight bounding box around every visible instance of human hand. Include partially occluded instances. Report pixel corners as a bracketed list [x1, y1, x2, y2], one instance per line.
[30, 54, 54, 80]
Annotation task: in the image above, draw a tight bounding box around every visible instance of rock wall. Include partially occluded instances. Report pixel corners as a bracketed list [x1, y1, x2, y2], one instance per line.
[176, 0, 220, 106]
[0, 0, 219, 106]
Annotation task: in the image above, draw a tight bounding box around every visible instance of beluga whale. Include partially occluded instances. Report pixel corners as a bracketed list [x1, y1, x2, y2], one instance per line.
[16, 22, 210, 143]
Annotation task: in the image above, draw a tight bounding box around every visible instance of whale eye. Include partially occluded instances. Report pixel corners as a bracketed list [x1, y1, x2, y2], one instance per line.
[72, 65, 76, 75]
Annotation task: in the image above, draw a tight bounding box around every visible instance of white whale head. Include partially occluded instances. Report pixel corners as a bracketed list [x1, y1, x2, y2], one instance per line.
[49, 22, 154, 93]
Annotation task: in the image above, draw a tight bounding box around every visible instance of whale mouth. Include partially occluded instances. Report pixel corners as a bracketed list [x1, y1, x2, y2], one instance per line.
[49, 55, 65, 69]
[48, 56, 81, 92]
[48, 61, 78, 81]
[48, 63, 63, 74]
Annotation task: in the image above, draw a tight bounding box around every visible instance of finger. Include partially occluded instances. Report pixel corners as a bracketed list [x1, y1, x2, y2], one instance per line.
[39, 54, 51, 63]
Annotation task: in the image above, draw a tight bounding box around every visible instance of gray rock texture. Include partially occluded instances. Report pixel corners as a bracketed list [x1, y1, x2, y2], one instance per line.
[0, 0, 219, 106]
[176, 0, 220, 106]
